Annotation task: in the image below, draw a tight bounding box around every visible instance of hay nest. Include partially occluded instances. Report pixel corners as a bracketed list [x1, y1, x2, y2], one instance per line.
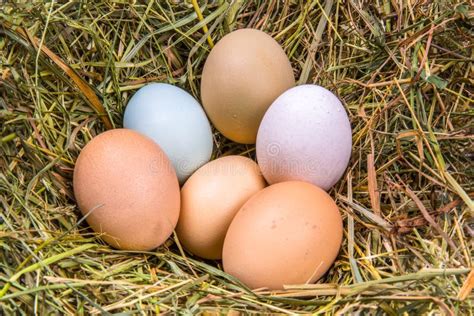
[1, 1, 472, 314]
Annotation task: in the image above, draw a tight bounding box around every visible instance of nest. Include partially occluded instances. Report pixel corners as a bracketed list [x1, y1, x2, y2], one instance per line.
[1, 1, 472, 314]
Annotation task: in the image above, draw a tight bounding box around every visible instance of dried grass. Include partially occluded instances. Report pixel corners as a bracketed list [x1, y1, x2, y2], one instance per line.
[1, 1, 473, 314]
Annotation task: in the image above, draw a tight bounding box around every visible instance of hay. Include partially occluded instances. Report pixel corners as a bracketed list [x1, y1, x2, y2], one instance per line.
[1, 1, 473, 314]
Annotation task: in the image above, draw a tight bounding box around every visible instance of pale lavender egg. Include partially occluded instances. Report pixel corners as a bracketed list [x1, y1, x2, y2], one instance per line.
[256, 85, 352, 190]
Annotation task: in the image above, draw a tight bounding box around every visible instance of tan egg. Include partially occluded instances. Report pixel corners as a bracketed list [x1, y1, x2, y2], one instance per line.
[73, 129, 180, 251]
[201, 28, 295, 144]
[176, 156, 266, 259]
[223, 181, 343, 290]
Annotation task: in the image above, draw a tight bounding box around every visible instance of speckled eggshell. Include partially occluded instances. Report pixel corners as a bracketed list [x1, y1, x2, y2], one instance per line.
[201, 28, 295, 144]
[73, 129, 180, 251]
[256, 85, 352, 190]
[176, 156, 266, 259]
[222, 181, 343, 290]
[123, 83, 213, 184]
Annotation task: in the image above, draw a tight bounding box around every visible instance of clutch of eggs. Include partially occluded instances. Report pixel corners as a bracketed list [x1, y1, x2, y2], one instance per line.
[70, 28, 352, 291]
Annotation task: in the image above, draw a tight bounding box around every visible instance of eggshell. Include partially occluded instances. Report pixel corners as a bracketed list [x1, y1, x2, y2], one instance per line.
[256, 85, 352, 190]
[73, 129, 180, 250]
[123, 83, 213, 183]
[176, 156, 266, 259]
[201, 28, 295, 144]
[222, 181, 343, 290]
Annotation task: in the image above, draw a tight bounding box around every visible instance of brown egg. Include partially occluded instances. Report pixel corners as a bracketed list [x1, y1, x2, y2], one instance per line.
[176, 156, 266, 259]
[201, 28, 295, 144]
[222, 181, 343, 290]
[73, 129, 180, 250]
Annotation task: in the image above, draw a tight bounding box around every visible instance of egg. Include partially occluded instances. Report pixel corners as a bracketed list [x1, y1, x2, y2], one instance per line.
[123, 83, 213, 183]
[73, 129, 180, 250]
[201, 28, 295, 144]
[256, 85, 352, 190]
[222, 181, 343, 290]
[176, 156, 266, 259]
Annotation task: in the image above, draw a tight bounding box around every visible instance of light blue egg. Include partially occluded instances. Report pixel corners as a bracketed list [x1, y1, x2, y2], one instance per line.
[123, 83, 213, 183]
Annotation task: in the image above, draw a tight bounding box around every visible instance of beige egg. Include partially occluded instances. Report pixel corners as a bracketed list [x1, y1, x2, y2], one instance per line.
[176, 156, 266, 259]
[201, 28, 295, 144]
[223, 181, 343, 290]
[73, 129, 180, 251]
